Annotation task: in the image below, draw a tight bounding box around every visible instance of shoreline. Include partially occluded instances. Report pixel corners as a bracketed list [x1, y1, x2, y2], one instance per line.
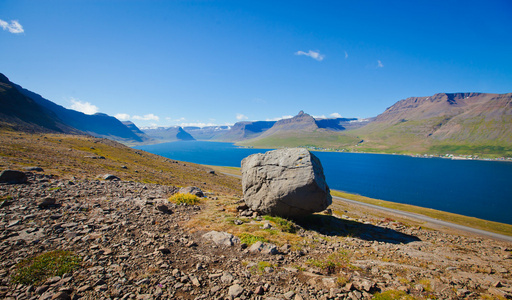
[133, 139, 511, 162]
[205, 164, 512, 240]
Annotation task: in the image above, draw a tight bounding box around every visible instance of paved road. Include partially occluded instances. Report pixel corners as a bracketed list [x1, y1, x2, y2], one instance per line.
[222, 171, 512, 243]
[333, 195, 512, 243]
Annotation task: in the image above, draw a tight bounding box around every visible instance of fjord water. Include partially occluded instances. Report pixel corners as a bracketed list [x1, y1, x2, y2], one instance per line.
[135, 141, 512, 224]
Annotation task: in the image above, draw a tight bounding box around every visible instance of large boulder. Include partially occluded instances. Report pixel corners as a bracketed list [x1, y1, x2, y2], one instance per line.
[241, 148, 331, 217]
[0, 170, 28, 184]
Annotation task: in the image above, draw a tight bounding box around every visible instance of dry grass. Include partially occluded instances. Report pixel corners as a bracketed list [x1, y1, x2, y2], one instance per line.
[0, 130, 241, 195]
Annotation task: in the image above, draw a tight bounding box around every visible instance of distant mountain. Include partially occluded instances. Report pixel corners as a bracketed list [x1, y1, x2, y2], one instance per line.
[353, 92, 512, 155]
[12, 79, 150, 144]
[122, 121, 152, 142]
[142, 126, 195, 142]
[237, 111, 366, 148]
[0, 74, 78, 133]
[216, 121, 276, 141]
[183, 126, 230, 140]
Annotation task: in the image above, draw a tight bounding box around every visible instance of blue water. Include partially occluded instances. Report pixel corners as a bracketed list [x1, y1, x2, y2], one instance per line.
[135, 141, 512, 224]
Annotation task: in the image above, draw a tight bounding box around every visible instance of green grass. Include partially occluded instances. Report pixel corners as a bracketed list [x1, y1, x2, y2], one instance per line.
[331, 190, 512, 237]
[238, 233, 269, 245]
[428, 144, 512, 157]
[11, 250, 81, 285]
[169, 193, 201, 205]
[262, 215, 298, 233]
[239, 131, 361, 150]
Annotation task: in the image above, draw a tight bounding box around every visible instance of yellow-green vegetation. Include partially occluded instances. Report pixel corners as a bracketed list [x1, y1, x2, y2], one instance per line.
[372, 290, 416, 300]
[251, 261, 275, 273]
[185, 195, 304, 247]
[203, 165, 242, 176]
[238, 130, 361, 150]
[238, 233, 269, 245]
[169, 193, 201, 205]
[331, 190, 512, 237]
[262, 215, 298, 233]
[11, 250, 81, 285]
[0, 130, 241, 195]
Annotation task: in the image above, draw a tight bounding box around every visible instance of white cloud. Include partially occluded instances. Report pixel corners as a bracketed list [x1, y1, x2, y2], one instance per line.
[313, 115, 327, 119]
[115, 113, 131, 121]
[69, 98, 99, 115]
[265, 115, 294, 121]
[330, 112, 342, 118]
[295, 50, 325, 61]
[344, 51, 348, 59]
[0, 19, 24, 34]
[133, 114, 160, 121]
[236, 113, 248, 120]
[377, 60, 384, 68]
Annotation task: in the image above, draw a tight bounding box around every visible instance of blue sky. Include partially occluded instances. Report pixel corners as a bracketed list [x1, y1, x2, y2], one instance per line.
[1, 0, 511, 128]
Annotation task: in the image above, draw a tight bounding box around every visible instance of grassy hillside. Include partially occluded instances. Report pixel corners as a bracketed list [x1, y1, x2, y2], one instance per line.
[238, 130, 361, 150]
[0, 130, 240, 195]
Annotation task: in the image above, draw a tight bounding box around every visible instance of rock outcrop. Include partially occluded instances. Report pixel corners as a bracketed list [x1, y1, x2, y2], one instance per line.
[241, 148, 331, 217]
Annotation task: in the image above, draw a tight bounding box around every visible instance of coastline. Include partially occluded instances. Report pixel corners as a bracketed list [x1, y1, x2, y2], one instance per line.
[205, 164, 512, 239]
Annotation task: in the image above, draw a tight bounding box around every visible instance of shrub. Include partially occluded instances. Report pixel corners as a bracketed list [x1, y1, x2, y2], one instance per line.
[169, 193, 200, 205]
[238, 233, 269, 245]
[12, 250, 81, 285]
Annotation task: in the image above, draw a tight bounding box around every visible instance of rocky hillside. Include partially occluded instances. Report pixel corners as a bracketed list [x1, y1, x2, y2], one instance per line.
[1, 161, 511, 299]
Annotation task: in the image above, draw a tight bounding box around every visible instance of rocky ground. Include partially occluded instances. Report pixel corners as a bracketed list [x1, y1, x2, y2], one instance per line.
[1, 172, 511, 300]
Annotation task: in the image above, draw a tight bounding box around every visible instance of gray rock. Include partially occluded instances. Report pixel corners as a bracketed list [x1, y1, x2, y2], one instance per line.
[51, 291, 71, 300]
[202, 231, 240, 246]
[241, 148, 331, 217]
[101, 174, 120, 181]
[179, 186, 204, 197]
[248, 241, 278, 255]
[0, 170, 27, 184]
[24, 167, 44, 172]
[228, 284, 244, 298]
[38, 197, 56, 208]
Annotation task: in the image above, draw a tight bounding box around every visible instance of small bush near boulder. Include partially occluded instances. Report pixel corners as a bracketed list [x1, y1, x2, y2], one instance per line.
[12, 250, 81, 285]
[169, 193, 200, 205]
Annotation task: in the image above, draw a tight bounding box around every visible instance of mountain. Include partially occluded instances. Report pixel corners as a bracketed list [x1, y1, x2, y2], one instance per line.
[0, 74, 78, 134]
[142, 126, 195, 142]
[216, 121, 276, 141]
[122, 121, 152, 142]
[11, 78, 150, 144]
[352, 92, 512, 155]
[183, 126, 230, 140]
[258, 111, 318, 138]
[238, 111, 365, 148]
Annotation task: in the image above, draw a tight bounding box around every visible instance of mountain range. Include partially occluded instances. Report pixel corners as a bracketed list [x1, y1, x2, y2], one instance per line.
[1, 72, 510, 156]
[0, 73, 151, 144]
